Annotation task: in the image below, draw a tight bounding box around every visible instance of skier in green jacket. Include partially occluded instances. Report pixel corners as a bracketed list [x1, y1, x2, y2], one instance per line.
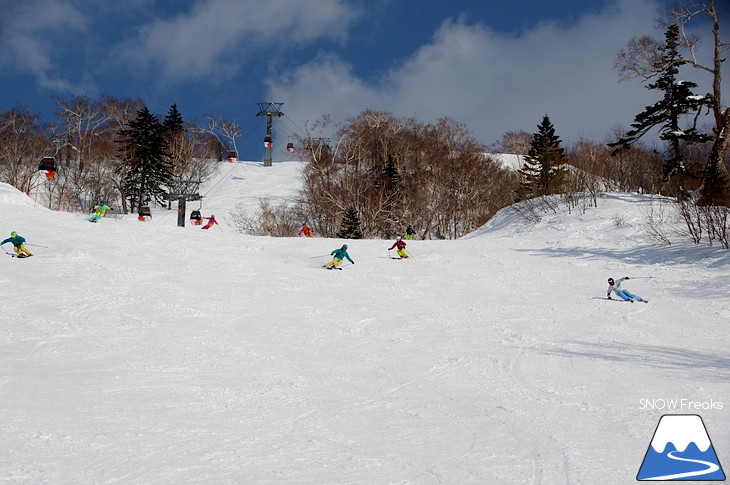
[324, 244, 354, 269]
[1, 231, 33, 257]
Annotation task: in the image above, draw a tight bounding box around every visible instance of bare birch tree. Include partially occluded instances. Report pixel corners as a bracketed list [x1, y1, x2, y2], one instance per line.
[0, 107, 49, 193]
[296, 111, 518, 240]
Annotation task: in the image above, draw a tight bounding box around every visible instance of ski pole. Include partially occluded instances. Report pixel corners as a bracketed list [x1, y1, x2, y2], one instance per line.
[25, 243, 48, 248]
[310, 254, 331, 258]
[629, 276, 653, 279]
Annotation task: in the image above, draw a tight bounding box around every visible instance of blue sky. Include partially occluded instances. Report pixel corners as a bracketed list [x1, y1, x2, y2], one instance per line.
[1, 0, 727, 160]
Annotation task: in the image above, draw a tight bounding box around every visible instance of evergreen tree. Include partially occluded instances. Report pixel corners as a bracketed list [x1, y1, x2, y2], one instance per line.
[609, 25, 711, 194]
[381, 156, 401, 236]
[118, 106, 173, 214]
[163, 103, 187, 179]
[163, 103, 184, 134]
[336, 207, 363, 239]
[518, 115, 567, 197]
[382, 156, 401, 193]
[365, 156, 402, 237]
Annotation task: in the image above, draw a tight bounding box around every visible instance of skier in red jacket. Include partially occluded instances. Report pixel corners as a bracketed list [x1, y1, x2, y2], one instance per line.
[202, 215, 218, 230]
[388, 236, 408, 259]
[299, 224, 313, 237]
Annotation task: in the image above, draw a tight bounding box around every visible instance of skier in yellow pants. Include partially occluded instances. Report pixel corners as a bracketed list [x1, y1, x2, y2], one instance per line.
[324, 244, 354, 269]
[388, 236, 408, 259]
[1, 231, 33, 257]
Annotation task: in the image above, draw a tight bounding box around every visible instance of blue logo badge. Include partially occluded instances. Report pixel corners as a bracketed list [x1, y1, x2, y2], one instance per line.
[637, 414, 725, 481]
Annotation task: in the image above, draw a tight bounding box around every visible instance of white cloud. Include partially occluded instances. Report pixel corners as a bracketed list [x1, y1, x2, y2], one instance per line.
[267, 0, 723, 146]
[267, 53, 379, 123]
[112, 0, 360, 82]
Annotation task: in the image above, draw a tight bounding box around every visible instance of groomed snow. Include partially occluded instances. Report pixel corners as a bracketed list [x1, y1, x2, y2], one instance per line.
[1, 161, 728, 484]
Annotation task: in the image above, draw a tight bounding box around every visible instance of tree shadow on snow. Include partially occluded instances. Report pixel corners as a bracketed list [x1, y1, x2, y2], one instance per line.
[544, 341, 730, 383]
[513, 244, 730, 268]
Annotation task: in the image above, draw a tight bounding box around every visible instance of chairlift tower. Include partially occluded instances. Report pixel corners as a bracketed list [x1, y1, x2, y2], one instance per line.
[307, 137, 332, 161]
[256, 102, 284, 167]
[309, 137, 331, 150]
[165, 179, 202, 227]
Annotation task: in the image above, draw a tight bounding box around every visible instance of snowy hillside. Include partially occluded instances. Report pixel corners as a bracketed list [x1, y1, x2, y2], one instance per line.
[488, 152, 525, 172]
[1, 161, 728, 484]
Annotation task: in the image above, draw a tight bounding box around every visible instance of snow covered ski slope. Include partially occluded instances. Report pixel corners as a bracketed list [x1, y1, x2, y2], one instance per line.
[1, 161, 728, 484]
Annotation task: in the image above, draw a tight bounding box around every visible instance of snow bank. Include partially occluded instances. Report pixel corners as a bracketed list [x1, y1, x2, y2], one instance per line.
[0, 182, 35, 207]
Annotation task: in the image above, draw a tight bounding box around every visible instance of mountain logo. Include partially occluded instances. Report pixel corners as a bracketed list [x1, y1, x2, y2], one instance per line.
[637, 414, 725, 481]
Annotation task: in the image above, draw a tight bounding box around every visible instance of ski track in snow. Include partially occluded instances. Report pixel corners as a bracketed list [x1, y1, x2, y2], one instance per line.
[1, 162, 729, 484]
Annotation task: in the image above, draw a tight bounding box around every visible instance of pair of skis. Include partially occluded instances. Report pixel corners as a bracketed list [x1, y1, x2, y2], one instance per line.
[388, 249, 412, 259]
[603, 297, 649, 303]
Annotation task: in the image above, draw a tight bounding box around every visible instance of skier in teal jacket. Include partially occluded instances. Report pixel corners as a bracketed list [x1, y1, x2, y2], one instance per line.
[1, 231, 33, 257]
[324, 244, 354, 269]
[89, 201, 112, 222]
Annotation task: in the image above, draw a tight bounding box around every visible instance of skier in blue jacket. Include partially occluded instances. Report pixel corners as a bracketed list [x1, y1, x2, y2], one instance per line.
[607, 277, 647, 303]
[324, 244, 354, 269]
[1, 231, 33, 257]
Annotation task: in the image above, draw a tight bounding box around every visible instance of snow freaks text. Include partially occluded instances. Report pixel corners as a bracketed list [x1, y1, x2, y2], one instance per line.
[639, 399, 724, 411]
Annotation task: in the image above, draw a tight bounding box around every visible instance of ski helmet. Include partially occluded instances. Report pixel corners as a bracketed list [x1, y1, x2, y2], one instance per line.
[396, 236, 402, 241]
[342, 244, 348, 249]
[211, 214, 215, 218]
[608, 278, 614, 285]
[100, 201, 104, 204]
[10, 231, 17, 237]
